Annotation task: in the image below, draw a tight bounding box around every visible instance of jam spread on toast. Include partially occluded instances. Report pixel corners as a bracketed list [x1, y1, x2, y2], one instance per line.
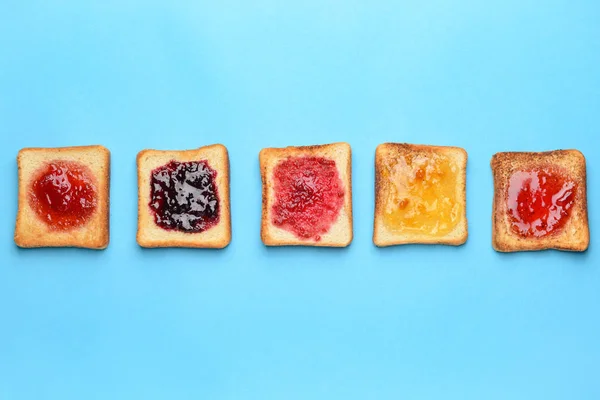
[149, 160, 219, 233]
[507, 168, 576, 238]
[271, 156, 344, 241]
[381, 153, 462, 236]
[30, 161, 98, 230]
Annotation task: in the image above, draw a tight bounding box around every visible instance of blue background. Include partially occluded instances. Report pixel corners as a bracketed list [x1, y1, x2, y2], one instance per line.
[1, 1, 599, 398]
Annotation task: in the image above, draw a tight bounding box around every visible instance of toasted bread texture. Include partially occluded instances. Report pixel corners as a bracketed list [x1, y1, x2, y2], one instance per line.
[260, 142, 353, 247]
[137, 144, 231, 248]
[14, 145, 110, 249]
[373, 143, 468, 247]
[491, 150, 589, 252]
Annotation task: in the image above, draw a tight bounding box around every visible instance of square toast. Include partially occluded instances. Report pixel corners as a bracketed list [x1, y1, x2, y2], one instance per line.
[260, 142, 353, 247]
[373, 143, 468, 247]
[491, 150, 589, 252]
[14, 145, 110, 249]
[137, 144, 231, 248]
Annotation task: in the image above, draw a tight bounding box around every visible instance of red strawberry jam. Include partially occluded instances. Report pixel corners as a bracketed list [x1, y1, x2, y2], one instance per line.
[271, 156, 345, 240]
[507, 167, 577, 238]
[149, 160, 219, 233]
[30, 161, 98, 230]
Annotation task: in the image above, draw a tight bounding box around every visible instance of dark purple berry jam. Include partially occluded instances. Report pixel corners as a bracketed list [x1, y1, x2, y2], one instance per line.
[149, 160, 220, 233]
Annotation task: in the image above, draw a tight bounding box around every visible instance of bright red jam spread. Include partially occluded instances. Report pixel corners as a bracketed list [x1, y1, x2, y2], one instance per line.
[149, 160, 219, 233]
[29, 161, 98, 230]
[271, 156, 344, 240]
[507, 167, 577, 238]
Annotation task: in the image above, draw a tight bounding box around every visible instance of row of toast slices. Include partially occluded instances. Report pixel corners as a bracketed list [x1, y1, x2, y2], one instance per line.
[14, 142, 590, 252]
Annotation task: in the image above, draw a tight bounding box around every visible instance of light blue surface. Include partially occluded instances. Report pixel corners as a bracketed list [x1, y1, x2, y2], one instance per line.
[1, 1, 599, 398]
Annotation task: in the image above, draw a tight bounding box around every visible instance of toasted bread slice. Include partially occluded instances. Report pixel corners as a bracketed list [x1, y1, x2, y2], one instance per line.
[14, 145, 110, 249]
[491, 150, 589, 252]
[137, 144, 231, 248]
[260, 142, 353, 247]
[373, 143, 468, 247]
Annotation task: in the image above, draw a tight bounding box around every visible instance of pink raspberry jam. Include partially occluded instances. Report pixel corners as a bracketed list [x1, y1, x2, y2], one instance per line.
[271, 156, 345, 240]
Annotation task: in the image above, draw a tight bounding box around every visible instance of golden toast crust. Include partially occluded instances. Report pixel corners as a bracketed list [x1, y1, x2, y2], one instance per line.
[373, 143, 468, 247]
[259, 142, 353, 247]
[14, 145, 110, 249]
[491, 150, 589, 252]
[136, 144, 231, 248]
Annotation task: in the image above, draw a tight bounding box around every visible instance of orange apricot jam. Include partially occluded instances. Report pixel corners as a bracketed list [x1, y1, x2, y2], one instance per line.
[381, 153, 462, 236]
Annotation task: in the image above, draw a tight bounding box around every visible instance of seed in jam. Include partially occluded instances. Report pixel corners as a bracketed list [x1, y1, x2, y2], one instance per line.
[271, 156, 345, 240]
[149, 160, 220, 233]
[381, 153, 462, 236]
[29, 161, 98, 230]
[507, 168, 577, 238]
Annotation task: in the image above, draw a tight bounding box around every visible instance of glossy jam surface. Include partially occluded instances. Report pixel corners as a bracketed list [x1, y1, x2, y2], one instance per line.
[382, 153, 461, 235]
[507, 168, 577, 238]
[30, 161, 98, 230]
[271, 156, 345, 241]
[149, 160, 220, 232]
